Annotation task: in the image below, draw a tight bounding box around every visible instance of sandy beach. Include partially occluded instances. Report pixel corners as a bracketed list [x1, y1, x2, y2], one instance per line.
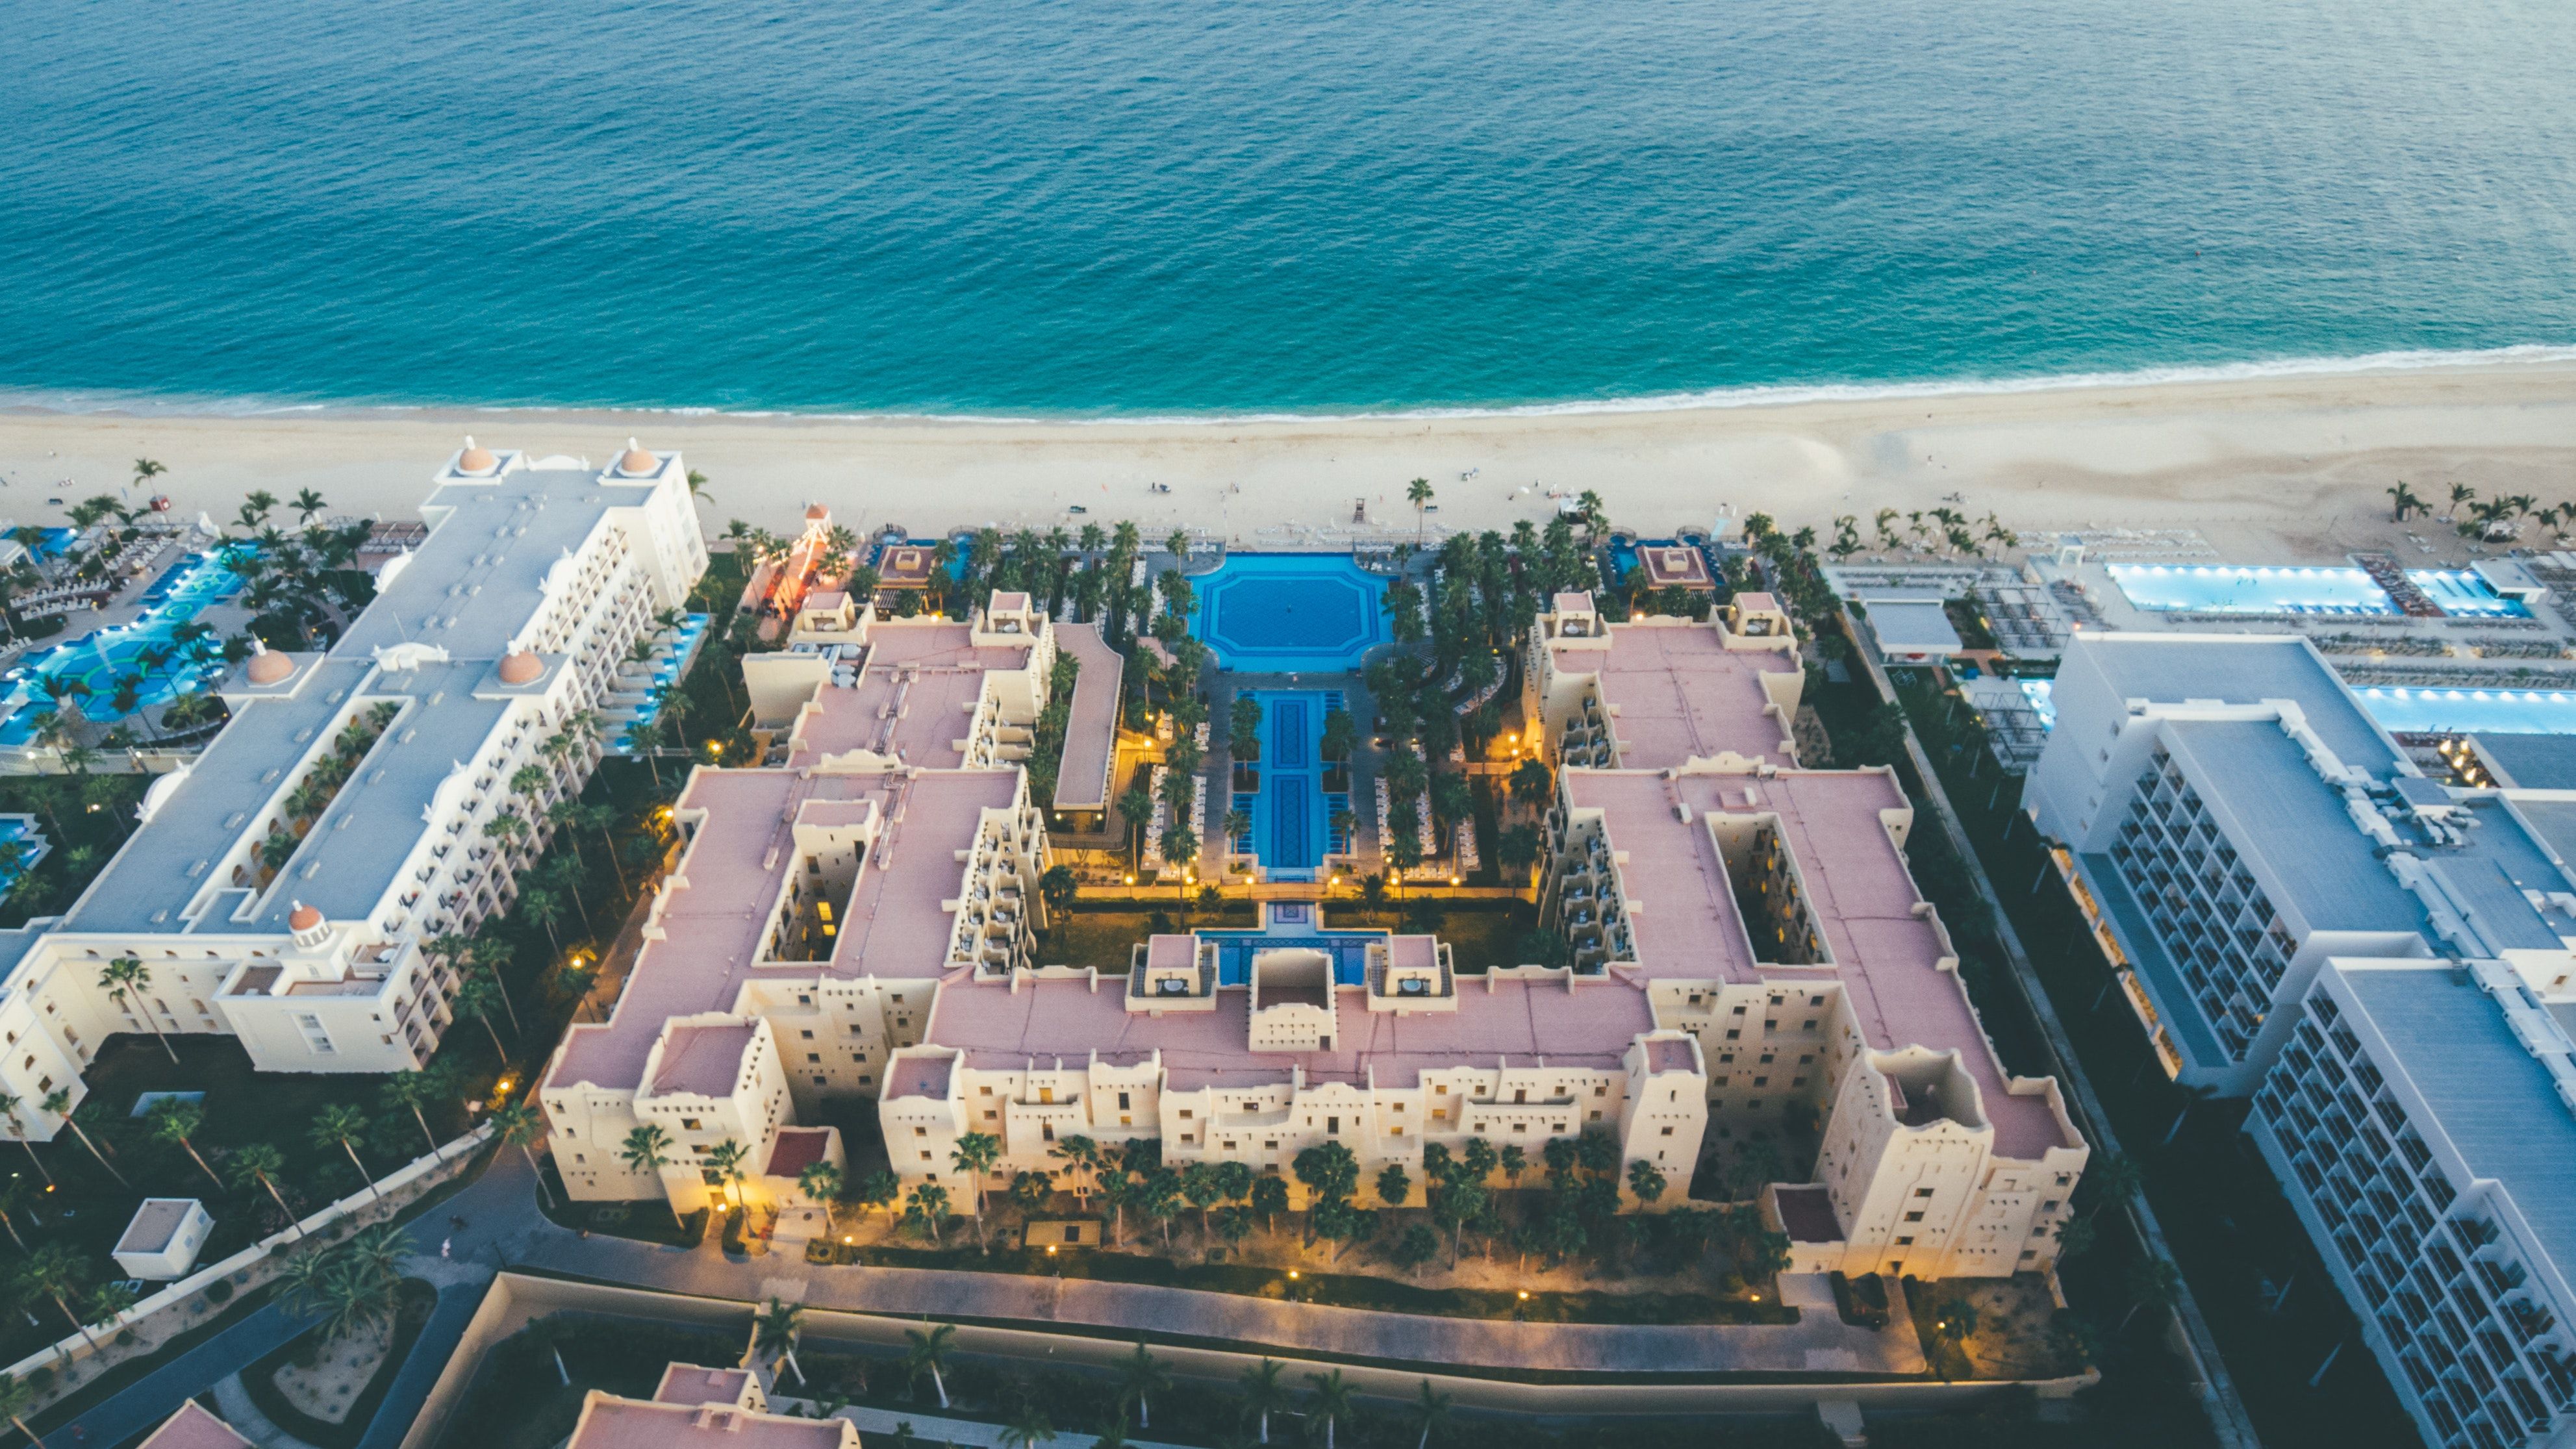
[5, 360, 2575, 562]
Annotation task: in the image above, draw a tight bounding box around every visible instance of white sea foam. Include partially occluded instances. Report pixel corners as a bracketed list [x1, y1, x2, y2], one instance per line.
[5, 343, 2575, 427]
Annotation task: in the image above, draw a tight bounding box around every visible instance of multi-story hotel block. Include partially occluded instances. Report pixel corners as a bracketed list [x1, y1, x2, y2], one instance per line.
[2031, 633, 2576, 1093]
[0, 442, 705, 1139]
[546, 585, 2084, 1283]
[2254, 957, 2576, 1449]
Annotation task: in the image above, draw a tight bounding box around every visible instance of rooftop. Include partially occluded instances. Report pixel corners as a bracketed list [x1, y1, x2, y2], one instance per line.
[2076, 633, 2403, 779]
[923, 971, 1652, 1090]
[764, 1126, 831, 1179]
[653, 1366, 753, 1407]
[566, 1392, 851, 1449]
[651, 1023, 759, 1098]
[1565, 766, 2070, 1160]
[1562, 621, 1795, 768]
[136, 1403, 253, 1449]
[114, 1198, 201, 1254]
[1050, 622, 1125, 811]
[2340, 963, 2576, 1275]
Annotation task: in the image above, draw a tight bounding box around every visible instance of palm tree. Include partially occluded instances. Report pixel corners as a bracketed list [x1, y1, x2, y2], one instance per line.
[2386, 482, 2423, 522]
[621, 1123, 673, 1179]
[310, 1104, 377, 1198]
[148, 1098, 223, 1190]
[0, 1370, 50, 1449]
[0, 1177, 34, 1252]
[950, 1130, 1001, 1247]
[905, 1182, 950, 1246]
[705, 1139, 752, 1216]
[490, 1102, 559, 1209]
[799, 1161, 846, 1237]
[1406, 478, 1435, 546]
[2447, 481, 2477, 519]
[1090, 1412, 1135, 1449]
[228, 1142, 303, 1237]
[381, 1066, 452, 1153]
[452, 972, 512, 1061]
[902, 1322, 957, 1407]
[1304, 1370, 1356, 1449]
[35, 1091, 121, 1189]
[2081, 1153, 2142, 1224]
[753, 1297, 808, 1385]
[1239, 1359, 1289, 1444]
[15, 1242, 98, 1347]
[1115, 1342, 1171, 1429]
[2120, 1259, 2183, 1331]
[99, 955, 175, 1061]
[1000, 1406, 1054, 1449]
[0, 1092, 57, 1189]
[1406, 1381, 1452, 1449]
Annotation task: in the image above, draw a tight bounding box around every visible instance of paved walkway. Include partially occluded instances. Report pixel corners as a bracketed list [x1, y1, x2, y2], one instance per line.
[50, 1301, 317, 1449]
[63, 1144, 1917, 1449]
[209, 1373, 316, 1449]
[438, 1152, 1919, 1377]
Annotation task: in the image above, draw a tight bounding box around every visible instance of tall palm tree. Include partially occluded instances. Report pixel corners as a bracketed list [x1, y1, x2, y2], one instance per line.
[753, 1297, 808, 1385]
[949, 1131, 1001, 1247]
[1239, 1359, 1289, 1444]
[40, 1088, 126, 1187]
[0, 1176, 35, 1252]
[381, 1065, 453, 1153]
[1000, 1405, 1054, 1449]
[491, 1102, 558, 1209]
[902, 1322, 957, 1407]
[1304, 1370, 1356, 1449]
[0, 1092, 55, 1185]
[798, 1161, 845, 1237]
[148, 1098, 223, 1190]
[1115, 1342, 1170, 1428]
[0, 1368, 50, 1449]
[16, 1242, 99, 1347]
[1407, 478, 1435, 546]
[1406, 1380, 1452, 1449]
[227, 1142, 304, 1237]
[99, 955, 175, 1061]
[704, 1139, 751, 1215]
[310, 1104, 377, 1199]
[2386, 482, 2423, 522]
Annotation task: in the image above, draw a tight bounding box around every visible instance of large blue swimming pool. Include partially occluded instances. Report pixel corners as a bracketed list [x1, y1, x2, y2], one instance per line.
[2107, 564, 2528, 618]
[0, 549, 246, 745]
[1193, 553, 1390, 672]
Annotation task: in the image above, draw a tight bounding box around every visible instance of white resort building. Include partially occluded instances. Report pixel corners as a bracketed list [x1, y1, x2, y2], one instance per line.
[0, 442, 706, 1140]
[2030, 630, 2576, 1449]
[541, 586, 2086, 1283]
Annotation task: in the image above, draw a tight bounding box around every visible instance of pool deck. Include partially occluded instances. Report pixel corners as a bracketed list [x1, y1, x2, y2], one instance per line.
[1192, 553, 1390, 672]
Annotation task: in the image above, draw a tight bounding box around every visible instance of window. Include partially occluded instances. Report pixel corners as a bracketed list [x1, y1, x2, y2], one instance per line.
[683, 1118, 702, 1131]
[1589, 1111, 1602, 1122]
[984, 1111, 998, 1121]
[1725, 1029, 1740, 1040]
[1915, 1188, 1934, 1198]
[921, 1151, 933, 1161]
[1511, 1122, 1528, 1133]
[800, 1029, 814, 1039]
[1660, 1126, 1674, 1137]
[1894, 1237, 1913, 1248]
[1904, 1211, 1925, 1222]
[1117, 1090, 1131, 1109]
[807, 1053, 820, 1063]
[1180, 1108, 1194, 1119]
[914, 1126, 928, 1137]
[1327, 1116, 1341, 1134]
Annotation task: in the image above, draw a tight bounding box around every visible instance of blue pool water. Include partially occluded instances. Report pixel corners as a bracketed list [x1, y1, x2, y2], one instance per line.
[1243, 689, 1338, 880]
[6, 1, 2576, 416]
[0, 550, 245, 744]
[0, 817, 47, 896]
[1201, 903, 1380, 987]
[2354, 688, 2576, 737]
[614, 611, 715, 748]
[1194, 555, 1390, 673]
[2107, 564, 2528, 618]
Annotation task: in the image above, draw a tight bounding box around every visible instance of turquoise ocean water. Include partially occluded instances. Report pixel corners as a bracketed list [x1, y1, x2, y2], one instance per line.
[3, 0, 2573, 418]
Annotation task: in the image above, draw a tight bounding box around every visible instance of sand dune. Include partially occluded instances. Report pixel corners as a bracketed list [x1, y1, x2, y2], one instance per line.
[5, 359, 2574, 563]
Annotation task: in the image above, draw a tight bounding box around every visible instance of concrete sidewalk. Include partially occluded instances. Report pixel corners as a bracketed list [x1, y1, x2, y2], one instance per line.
[438, 1150, 1924, 1378]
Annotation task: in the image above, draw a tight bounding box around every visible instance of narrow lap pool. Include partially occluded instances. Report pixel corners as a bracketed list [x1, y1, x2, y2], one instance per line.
[2106, 564, 2527, 618]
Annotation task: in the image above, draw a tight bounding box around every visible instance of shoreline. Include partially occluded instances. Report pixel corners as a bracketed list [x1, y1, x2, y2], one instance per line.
[8, 342, 2576, 429]
[5, 355, 2575, 566]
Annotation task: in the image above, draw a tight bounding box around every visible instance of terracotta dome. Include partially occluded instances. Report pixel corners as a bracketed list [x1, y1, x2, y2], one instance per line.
[498, 649, 545, 685]
[616, 438, 657, 475]
[288, 902, 323, 932]
[457, 435, 498, 475]
[244, 644, 295, 685]
[805, 503, 829, 522]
